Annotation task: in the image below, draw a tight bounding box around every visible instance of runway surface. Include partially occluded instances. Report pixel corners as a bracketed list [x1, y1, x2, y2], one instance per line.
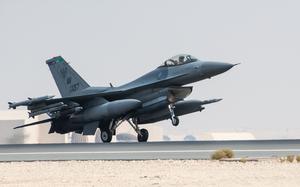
[0, 140, 300, 162]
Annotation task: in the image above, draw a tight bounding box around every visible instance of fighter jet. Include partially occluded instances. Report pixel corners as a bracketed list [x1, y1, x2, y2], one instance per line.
[9, 54, 237, 143]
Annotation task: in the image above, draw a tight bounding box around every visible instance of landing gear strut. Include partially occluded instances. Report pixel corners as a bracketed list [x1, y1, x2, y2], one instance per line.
[128, 119, 149, 142]
[106, 117, 149, 143]
[169, 104, 180, 126]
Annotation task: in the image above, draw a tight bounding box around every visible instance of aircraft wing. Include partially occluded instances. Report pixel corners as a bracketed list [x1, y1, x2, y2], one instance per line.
[8, 73, 190, 119]
[43, 90, 125, 105]
[43, 73, 191, 105]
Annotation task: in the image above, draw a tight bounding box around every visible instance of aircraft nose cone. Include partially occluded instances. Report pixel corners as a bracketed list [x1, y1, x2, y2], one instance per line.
[201, 61, 236, 77]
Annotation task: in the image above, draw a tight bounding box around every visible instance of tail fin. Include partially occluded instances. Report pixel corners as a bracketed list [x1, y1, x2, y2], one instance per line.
[46, 56, 90, 97]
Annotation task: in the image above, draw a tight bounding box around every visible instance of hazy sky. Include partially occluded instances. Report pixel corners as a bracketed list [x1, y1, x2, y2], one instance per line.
[0, 0, 299, 133]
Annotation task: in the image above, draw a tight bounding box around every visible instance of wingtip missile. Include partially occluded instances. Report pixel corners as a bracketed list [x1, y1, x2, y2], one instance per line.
[8, 95, 56, 109]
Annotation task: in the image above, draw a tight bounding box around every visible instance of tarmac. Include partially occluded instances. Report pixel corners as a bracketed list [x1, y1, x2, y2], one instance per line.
[0, 140, 300, 162]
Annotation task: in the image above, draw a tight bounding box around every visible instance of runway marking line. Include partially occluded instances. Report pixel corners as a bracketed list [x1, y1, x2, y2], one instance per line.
[1, 149, 300, 155]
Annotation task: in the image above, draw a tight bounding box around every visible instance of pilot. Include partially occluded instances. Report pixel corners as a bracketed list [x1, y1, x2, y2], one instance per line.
[165, 59, 177, 66]
[178, 56, 185, 64]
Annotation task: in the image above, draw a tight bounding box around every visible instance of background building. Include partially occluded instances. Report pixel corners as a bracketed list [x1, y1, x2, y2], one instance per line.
[0, 110, 66, 144]
[196, 132, 256, 141]
[0, 110, 165, 144]
[0, 111, 260, 144]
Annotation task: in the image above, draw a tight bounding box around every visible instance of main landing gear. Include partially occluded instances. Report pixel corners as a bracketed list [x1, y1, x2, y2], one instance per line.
[100, 127, 113, 143]
[169, 104, 180, 126]
[128, 119, 149, 142]
[100, 118, 149, 143]
[137, 129, 149, 142]
[100, 103, 180, 143]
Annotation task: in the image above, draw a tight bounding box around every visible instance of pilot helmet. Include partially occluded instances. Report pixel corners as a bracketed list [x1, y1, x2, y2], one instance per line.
[179, 56, 185, 62]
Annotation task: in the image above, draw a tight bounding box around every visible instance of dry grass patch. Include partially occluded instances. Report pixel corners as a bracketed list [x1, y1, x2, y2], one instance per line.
[240, 158, 247, 163]
[296, 155, 300, 163]
[287, 155, 295, 163]
[211, 149, 234, 160]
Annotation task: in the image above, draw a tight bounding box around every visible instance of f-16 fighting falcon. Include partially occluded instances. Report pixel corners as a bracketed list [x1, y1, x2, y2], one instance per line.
[9, 55, 238, 143]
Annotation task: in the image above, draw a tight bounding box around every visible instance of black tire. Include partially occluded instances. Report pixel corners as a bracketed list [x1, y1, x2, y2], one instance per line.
[137, 129, 149, 142]
[101, 129, 113, 143]
[171, 116, 180, 126]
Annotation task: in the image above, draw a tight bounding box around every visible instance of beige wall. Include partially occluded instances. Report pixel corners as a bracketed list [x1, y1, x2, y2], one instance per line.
[0, 111, 66, 144]
[0, 120, 25, 144]
[36, 115, 66, 144]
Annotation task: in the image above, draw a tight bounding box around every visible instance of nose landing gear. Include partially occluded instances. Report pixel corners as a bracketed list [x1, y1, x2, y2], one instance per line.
[171, 116, 180, 126]
[169, 104, 180, 126]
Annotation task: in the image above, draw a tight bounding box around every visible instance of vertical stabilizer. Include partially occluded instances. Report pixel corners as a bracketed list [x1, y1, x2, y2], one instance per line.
[46, 56, 90, 97]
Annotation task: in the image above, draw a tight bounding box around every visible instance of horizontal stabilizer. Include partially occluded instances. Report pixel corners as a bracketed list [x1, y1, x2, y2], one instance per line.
[14, 118, 54, 129]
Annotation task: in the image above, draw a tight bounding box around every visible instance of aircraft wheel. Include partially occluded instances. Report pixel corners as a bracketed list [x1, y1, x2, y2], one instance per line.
[137, 129, 149, 142]
[171, 116, 180, 126]
[101, 129, 112, 143]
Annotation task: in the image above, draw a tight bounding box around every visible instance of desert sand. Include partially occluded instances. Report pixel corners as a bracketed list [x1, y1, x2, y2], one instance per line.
[0, 160, 300, 187]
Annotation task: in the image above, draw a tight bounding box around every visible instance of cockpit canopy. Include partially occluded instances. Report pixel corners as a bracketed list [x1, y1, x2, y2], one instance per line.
[160, 54, 198, 67]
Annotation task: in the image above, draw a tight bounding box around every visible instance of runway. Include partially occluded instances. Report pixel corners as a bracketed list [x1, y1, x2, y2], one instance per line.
[0, 140, 300, 162]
